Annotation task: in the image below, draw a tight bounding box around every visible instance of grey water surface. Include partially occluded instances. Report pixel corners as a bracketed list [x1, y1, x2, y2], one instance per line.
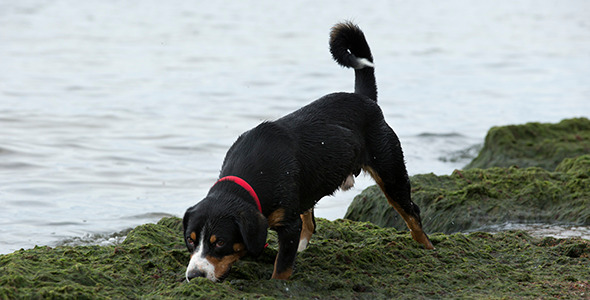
[1, 0, 589, 253]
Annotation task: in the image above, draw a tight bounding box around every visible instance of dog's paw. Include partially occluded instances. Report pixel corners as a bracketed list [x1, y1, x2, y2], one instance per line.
[297, 238, 309, 252]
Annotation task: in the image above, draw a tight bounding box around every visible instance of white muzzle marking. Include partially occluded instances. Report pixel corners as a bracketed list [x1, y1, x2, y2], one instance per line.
[185, 236, 217, 282]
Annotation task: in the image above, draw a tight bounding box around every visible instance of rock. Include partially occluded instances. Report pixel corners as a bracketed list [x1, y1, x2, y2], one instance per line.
[1, 217, 589, 298]
[1, 118, 589, 298]
[345, 155, 590, 233]
[345, 117, 590, 233]
[465, 117, 590, 170]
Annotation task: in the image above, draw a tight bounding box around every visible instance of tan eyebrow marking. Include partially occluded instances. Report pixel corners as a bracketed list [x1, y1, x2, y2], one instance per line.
[233, 243, 245, 253]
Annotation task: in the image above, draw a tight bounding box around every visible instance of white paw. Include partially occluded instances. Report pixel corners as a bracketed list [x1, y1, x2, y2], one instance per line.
[297, 238, 309, 252]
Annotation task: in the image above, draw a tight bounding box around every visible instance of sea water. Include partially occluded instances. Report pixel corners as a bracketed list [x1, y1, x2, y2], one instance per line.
[1, 0, 589, 253]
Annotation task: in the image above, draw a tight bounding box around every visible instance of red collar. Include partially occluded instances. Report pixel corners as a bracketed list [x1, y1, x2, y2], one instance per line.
[215, 176, 268, 249]
[216, 176, 262, 213]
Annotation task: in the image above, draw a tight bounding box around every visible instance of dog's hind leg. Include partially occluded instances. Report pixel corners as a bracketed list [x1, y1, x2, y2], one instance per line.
[364, 165, 434, 249]
[364, 125, 434, 250]
[298, 209, 315, 252]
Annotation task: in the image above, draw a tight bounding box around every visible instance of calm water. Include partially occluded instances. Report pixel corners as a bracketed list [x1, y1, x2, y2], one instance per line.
[1, 0, 589, 254]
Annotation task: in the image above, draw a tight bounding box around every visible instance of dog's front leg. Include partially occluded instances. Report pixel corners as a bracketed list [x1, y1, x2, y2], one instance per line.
[271, 218, 302, 280]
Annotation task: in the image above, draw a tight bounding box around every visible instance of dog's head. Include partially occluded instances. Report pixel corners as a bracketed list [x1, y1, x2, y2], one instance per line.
[183, 197, 268, 282]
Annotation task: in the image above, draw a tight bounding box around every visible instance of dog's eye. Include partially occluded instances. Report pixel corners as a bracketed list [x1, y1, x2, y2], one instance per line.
[215, 240, 225, 248]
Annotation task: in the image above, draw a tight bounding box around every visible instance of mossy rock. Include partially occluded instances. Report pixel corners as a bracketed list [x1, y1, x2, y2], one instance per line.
[1, 217, 589, 298]
[345, 155, 590, 233]
[465, 117, 590, 170]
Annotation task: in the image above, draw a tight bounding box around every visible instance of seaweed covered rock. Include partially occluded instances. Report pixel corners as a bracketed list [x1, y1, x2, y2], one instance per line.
[1, 217, 589, 298]
[0, 218, 189, 299]
[345, 155, 590, 233]
[465, 117, 590, 170]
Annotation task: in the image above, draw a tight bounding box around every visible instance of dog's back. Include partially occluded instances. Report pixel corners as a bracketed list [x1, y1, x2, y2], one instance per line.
[220, 22, 381, 211]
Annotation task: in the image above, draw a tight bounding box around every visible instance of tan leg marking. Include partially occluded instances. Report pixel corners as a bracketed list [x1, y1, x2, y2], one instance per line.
[268, 208, 285, 228]
[271, 254, 293, 280]
[271, 268, 293, 280]
[298, 209, 315, 252]
[364, 166, 435, 250]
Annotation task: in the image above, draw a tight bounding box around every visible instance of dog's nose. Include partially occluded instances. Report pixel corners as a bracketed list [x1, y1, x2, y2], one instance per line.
[186, 269, 206, 282]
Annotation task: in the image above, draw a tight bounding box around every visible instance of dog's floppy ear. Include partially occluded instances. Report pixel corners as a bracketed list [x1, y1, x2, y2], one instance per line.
[235, 209, 268, 257]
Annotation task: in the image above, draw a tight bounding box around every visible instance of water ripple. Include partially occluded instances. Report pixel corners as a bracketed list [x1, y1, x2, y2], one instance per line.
[1, 0, 588, 254]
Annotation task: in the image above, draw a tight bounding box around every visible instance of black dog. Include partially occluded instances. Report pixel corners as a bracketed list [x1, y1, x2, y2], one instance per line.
[183, 21, 434, 282]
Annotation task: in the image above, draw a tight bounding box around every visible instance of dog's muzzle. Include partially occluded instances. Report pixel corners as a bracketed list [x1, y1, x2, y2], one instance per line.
[186, 269, 208, 282]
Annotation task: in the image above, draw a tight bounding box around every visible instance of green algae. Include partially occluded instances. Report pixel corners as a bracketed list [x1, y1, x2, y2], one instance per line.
[345, 155, 590, 234]
[1, 217, 589, 299]
[2, 118, 589, 299]
[0, 219, 188, 299]
[465, 117, 590, 170]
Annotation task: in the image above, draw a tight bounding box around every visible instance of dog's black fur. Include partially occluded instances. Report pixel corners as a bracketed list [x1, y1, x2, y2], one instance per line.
[183, 21, 433, 282]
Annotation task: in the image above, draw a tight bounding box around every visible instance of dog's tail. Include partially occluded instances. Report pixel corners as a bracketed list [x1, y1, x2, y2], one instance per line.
[329, 21, 377, 101]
